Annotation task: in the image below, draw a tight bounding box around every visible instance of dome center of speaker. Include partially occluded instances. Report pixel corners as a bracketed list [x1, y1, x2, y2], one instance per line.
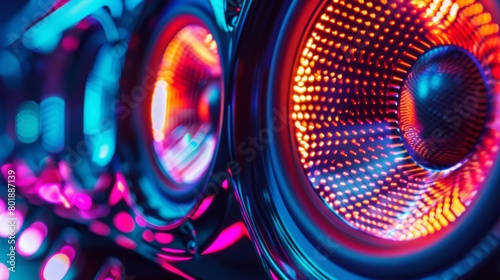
[398, 46, 488, 170]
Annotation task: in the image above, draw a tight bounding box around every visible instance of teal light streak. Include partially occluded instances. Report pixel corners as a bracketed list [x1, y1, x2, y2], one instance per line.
[84, 44, 120, 167]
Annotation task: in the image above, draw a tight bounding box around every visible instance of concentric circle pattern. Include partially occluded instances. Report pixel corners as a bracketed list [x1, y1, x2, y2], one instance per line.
[399, 46, 488, 170]
[291, 0, 500, 240]
[151, 25, 222, 185]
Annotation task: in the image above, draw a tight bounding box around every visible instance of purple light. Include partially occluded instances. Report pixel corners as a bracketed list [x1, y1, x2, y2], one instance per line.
[17, 222, 47, 257]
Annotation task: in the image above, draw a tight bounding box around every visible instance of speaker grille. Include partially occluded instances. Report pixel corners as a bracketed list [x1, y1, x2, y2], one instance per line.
[291, 0, 500, 241]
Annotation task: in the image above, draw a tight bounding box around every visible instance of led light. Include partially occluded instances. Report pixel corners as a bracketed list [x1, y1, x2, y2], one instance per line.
[40, 97, 65, 153]
[15, 101, 40, 144]
[17, 222, 48, 257]
[42, 253, 71, 280]
[291, 0, 500, 240]
[151, 25, 222, 185]
[84, 44, 120, 167]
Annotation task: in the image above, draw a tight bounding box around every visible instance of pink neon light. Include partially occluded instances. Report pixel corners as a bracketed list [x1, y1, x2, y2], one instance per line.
[73, 193, 92, 211]
[76, 19, 91, 30]
[158, 254, 192, 262]
[135, 215, 147, 227]
[38, 183, 64, 204]
[222, 179, 229, 190]
[115, 235, 137, 250]
[161, 248, 186, 254]
[77, 205, 110, 220]
[270, 270, 279, 280]
[155, 233, 174, 244]
[113, 212, 135, 233]
[89, 221, 111, 237]
[17, 222, 48, 257]
[42, 253, 71, 280]
[59, 245, 76, 260]
[94, 173, 112, 191]
[158, 259, 195, 280]
[58, 161, 72, 181]
[108, 182, 123, 206]
[61, 36, 79, 52]
[191, 196, 214, 220]
[0, 263, 9, 280]
[202, 222, 248, 255]
[109, 173, 129, 206]
[2, 162, 37, 187]
[142, 230, 154, 243]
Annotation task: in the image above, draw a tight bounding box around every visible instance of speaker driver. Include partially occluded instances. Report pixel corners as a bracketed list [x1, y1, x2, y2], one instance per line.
[290, 1, 494, 241]
[233, 0, 500, 278]
[150, 24, 222, 186]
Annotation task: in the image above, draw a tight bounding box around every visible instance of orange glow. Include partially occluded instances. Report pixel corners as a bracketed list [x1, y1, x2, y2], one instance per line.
[291, 0, 500, 240]
[150, 25, 222, 185]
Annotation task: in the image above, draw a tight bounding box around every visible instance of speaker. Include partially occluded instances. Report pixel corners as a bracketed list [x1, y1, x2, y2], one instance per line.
[232, 0, 500, 278]
[0, 1, 251, 279]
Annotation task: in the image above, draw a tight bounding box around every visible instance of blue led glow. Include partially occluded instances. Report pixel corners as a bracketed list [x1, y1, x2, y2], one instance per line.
[40, 97, 65, 153]
[15, 101, 40, 144]
[84, 44, 119, 167]
[22, 0, 123, 52]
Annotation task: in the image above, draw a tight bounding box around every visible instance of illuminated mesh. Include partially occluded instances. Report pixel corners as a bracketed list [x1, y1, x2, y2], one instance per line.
[151, 25, 222, 185]
[291, 0, 500, 240]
